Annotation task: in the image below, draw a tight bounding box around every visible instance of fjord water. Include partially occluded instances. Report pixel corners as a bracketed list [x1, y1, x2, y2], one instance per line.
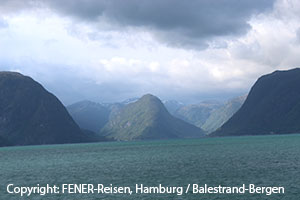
[1, 135, 300, 199]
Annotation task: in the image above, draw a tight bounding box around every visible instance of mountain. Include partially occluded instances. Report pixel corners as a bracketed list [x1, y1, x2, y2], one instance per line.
[120, 97, 139, 105]
[67, 100, 110, 133]
[67, 100, 127, 132]
[101, 94, 205, 141]
[0, 136, 11, 147]
[202, 95, 246, 133]
[81, 129, 113, 142]
[172, 101, 221, 128]
[163, 100, 184, 115]
[213, 68, 300, 136]
[0, 71, 90, 146]
[106, 103, 125, 120]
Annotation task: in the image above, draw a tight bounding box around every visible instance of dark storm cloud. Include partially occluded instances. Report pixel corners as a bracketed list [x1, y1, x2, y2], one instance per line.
[43, 0, 275, 49]
[0, 0, 275, 49]
[38, 0, 274, 49]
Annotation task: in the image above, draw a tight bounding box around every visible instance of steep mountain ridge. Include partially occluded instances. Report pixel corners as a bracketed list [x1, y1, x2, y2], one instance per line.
[213, 68, 300, 136]
[101, 94, 204, 141]
[0, 71, 90, 146]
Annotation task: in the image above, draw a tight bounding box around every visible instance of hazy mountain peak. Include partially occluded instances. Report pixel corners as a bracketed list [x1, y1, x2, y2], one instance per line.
[140, 93, 159, 101]
[139, 94, 164, 105]
[68, 100, 103, 109]
[120, 97, 139, 105]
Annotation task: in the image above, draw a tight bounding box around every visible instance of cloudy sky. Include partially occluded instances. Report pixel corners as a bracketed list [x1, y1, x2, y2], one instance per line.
[0, 0, 300, 105]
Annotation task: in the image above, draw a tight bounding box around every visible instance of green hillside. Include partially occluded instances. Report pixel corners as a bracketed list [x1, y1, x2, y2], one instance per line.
[101, 94, 204, 141]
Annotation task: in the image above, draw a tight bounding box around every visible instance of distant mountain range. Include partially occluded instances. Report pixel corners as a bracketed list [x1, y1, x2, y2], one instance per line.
[0, 72, 93, 146]
[2, 68, 300, 147]
[164, 98, 245, 134]
[101, 94, 205, 141]
[213, 68, 300, 136]
[66, 101, 127, 133]
[67, 100, 110, 133]
[202, 95, 247, 133]
[163, 100, 185, 115]
[68, 96, 246, 136]
[171, 101, 222, 129]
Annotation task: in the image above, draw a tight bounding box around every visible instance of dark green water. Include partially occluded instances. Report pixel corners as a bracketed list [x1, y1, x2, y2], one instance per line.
[1, 134, 300, 199]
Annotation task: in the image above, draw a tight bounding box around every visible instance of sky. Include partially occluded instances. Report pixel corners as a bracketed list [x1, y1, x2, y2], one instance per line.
[0, 0, 300, 105]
